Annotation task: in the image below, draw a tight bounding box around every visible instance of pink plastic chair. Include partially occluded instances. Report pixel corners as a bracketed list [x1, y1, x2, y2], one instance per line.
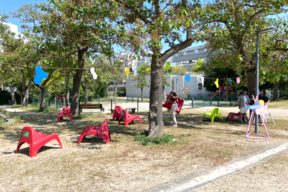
[118, 110, 142, 126]
[162, 94, 184, 114]
[78, 119, 111, 144]
[57, 107, 73, 122]
[112, 106, 123, 121]
[16, 126, 63, 157]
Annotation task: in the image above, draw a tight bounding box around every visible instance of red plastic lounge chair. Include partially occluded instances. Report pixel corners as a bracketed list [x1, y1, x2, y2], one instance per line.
[78, 119, 111, 144]
[162, 94, 184, 114]
[16, 126, 63, 157]
[227, 112, 248, 122]
[57, 107, 73, 122]
[112, 105, 123, 121]
[118, 110, 142, 126]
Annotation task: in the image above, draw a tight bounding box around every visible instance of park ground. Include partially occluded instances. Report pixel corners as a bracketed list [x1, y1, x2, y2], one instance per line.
[0, 101, 288, 192]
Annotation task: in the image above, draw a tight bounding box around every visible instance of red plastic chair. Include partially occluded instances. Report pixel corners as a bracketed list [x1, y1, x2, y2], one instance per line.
[16, 126, 63, 157]
[118, 110, 142, 126]
[227, 112, 248, 122]
[112, 105, 123, 121]
[78, 119, 111, 144]
[57, 107, 73, 122]
[162, 94, 184, 114]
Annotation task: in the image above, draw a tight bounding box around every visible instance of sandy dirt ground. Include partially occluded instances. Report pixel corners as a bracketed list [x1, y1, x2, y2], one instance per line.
[0, 104, 287, 192]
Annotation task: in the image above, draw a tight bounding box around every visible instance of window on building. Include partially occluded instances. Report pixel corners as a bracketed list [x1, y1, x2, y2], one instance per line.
[198, 83, 202, 90]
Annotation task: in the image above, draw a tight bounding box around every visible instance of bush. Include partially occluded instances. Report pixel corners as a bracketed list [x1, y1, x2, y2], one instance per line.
[134, 130, 175, 146]
[117, 89, 126, 97]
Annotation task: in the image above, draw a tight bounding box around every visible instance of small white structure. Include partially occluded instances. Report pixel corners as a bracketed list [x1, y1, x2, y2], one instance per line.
[126, 74, 214, 98]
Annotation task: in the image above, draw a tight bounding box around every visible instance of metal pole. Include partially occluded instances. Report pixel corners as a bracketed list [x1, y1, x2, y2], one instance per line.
[137, 98, 139, 111]
[255, 32, 260, 134]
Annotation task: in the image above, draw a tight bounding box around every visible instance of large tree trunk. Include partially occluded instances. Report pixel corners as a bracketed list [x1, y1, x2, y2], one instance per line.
[65, 76, 70, 104]
[273, 81, 279, 100]
[39, 86, 46, 111]
[247, 70, 256, 99]
[20, 92, 23, 105]
[141, 88, 143, 101]
[22, 80, 32, 107]
[81, 83, 88, 104]
[9, 83, 16, 105]
[71, 48, 87, 116]
[148, 55, 164, 138]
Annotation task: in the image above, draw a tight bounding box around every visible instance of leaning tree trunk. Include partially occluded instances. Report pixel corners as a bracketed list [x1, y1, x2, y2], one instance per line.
[247, 70, 256, 99]
[20, 92, 23, 105]
[70, 48, 87, 116]
[39, 86, 46, 111]
[65, 76, 70, 104]
[141, 88, 143, 101]
[81, 83, 88, 104]
[273, 81, 279, 100]
[9, 83, 16, 105]
[148, 56, 164, 138]
[22, 80, 32, 107]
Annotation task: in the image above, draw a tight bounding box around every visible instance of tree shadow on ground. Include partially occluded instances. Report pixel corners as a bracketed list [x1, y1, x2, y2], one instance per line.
[11, 146, 62, 157]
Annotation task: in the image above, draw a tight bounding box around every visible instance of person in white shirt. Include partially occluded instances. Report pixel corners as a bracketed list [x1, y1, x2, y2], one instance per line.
[238, 90, 250, 123]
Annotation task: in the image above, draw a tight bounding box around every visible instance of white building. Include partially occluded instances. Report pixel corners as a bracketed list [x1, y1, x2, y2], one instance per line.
[171, 45, 209, 71]
[126, 74, 214, 98]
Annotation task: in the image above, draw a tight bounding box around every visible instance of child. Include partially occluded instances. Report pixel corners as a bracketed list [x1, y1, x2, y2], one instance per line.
[170, 92, 178, 127]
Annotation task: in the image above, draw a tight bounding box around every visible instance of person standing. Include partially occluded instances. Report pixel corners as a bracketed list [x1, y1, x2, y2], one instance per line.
[238, 90, 250, 123]
[259, 90, 270, 125]
[170, 91, 178, 127]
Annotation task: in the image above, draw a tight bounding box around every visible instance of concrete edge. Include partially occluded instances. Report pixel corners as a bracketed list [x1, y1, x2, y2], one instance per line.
[144, 141, 288, 192]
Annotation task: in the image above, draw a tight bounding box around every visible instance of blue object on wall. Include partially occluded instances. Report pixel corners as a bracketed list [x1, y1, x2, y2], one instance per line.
[34, 66, 48, 85]
[185, 74, 190, 82]
[228, 78, 232, 85]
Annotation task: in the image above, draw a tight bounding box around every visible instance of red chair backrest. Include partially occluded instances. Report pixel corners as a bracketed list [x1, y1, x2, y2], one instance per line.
[19, 126, 41, 145]
[98, 119, 108, 131]
[115, 106, 123, 115]
[62, 107, 71, 113]
[162, 94, 184, 114]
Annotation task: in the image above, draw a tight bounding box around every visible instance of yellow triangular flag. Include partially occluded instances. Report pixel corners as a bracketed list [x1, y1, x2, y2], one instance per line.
[214, 78, 219, 88]
[125, 67, 130, 79]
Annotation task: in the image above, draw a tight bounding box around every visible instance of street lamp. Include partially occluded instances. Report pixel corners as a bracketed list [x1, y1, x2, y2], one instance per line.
[255, 27, 277, 134]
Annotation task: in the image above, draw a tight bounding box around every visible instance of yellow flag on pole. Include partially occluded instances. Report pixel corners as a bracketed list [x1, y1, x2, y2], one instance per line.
[125, 67, 130, 79]
[214, 78, 219, 88]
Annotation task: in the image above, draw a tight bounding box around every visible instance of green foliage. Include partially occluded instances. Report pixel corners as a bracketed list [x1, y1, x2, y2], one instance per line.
[163, 62, 173, 73]
[203, 66, 240, 92]
[134, 63, 150, 90]
[192, 59, 205, 72]
[117, 89, 126, 97]
[134, 130, 175, 146]
[172, 66, 187, 75]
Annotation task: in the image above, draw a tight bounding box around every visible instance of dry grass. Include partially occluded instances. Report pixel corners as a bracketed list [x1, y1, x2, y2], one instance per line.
[267, 100, 288, 109]
[0, 106, 288, 191]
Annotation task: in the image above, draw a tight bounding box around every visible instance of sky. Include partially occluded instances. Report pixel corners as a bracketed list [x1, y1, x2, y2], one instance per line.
[0, 0, 204, 54]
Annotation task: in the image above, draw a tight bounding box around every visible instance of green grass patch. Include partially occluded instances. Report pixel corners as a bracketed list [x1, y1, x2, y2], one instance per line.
[134, 130, 176, 146]
[73, 114, 90, 120]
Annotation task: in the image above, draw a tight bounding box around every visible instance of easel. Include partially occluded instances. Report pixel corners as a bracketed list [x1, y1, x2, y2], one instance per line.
[179, 88, 191, 99]
[246, 96, 271, 139]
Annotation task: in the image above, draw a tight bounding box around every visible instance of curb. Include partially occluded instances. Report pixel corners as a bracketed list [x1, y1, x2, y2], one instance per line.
[145, 141, 288, 192]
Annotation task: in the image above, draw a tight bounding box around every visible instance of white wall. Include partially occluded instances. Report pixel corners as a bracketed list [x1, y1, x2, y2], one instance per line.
[126, 74, 214, 98]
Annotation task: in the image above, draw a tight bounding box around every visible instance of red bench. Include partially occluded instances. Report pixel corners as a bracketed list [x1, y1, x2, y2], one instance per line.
[16, 126, 63, 157]
[118, 110, 142, 126]
[112, 106, 123, 121]
[162, 94, 184, 114]
[78, 119, 111, 144]
[227, 112, 248, 122]
[57, 107, 73, 122]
